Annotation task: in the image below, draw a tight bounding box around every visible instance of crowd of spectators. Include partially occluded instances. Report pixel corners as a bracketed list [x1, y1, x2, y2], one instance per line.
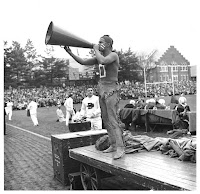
[119, 80, 196, 100]
[4, 80, 196, 110]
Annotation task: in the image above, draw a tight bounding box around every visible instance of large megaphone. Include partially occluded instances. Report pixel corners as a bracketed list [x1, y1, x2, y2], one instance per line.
[45, 21, 93, 48]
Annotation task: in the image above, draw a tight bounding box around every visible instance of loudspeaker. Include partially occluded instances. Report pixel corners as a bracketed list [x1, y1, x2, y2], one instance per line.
[45, 21, 93, 48]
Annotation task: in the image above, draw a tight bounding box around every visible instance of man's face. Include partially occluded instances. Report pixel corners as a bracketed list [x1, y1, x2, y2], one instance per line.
[98, 38, 107, 52]
[87, 88, 93, 97]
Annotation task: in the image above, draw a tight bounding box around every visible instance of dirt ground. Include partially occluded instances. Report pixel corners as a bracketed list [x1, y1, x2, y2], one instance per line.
[4, 124, 151, 190]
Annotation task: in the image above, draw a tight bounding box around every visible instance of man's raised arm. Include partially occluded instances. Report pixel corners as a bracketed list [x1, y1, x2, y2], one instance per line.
[64, 46, 97, 66]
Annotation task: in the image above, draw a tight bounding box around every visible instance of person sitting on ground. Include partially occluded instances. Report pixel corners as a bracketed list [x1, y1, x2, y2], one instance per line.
[56, 103, 66, 122]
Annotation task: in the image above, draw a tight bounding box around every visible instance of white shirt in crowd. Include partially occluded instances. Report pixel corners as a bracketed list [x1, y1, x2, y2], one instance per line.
[80, 95, 101, 119]
[64, 97, 73, 112]
[6, 101, 13, 111]
[5, 101, 13, 120]
[56, 108, 66, 122]
[27, 100, 38, 114]
[64, 96, 74, 127]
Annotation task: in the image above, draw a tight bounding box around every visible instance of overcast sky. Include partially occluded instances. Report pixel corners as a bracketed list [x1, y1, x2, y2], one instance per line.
[1, 0, 200, 67]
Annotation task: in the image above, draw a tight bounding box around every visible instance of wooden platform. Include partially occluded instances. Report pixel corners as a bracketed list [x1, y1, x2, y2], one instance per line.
[69, 145, 196, 190]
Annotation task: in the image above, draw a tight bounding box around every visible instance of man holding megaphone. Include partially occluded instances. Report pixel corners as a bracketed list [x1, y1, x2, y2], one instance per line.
[64, 35, 125, 160]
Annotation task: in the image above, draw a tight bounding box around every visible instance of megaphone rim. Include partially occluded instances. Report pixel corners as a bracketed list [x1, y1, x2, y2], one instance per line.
[45, 21, 94, 48]
[45, 21, 54, 45]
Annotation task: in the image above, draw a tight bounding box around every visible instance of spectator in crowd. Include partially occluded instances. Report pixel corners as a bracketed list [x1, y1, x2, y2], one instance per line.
[64, 93, 74, 128]
[27, 97, 39, 126]
[144, 98, 156, 109]
[135, 96, 145, 109]
[176, 96, 190, 112]
[124, 100, 136, 108]
[173, 96, 190, 130]
[168, 95, 179, 109]
[167, 96, 191, 137]
[56, 103, 66, 122]
[5, 98, 13, 121]
[80, 88, 102, 130]
[156, 99, 167, 109]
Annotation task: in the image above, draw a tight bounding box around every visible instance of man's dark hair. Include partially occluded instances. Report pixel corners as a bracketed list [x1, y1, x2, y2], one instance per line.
[101, 35, 113, 48]
[68, 93, 73, 97]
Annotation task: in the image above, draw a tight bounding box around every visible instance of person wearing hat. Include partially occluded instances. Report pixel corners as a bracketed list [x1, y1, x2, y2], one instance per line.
[173, 96, 190, 130]
[27, 97, 39, 126]
[64, 35, 124, 160]
[176, 96, 190, 113]
[56, 103, 66, 122]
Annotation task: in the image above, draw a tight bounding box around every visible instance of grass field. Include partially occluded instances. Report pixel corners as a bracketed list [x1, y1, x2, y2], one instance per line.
[5, 94, 196, 139]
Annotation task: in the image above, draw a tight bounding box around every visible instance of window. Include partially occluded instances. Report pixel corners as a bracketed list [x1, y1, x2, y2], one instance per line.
[160, 66, 168, 72]
[173, 66, 178, 72]
[173, 75, 178, 81]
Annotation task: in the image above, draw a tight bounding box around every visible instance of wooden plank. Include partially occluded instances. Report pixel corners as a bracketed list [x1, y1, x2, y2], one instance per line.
[69, 145, 196, 190]
[126, 150, 196, 173]
[52, 129, 107, 139]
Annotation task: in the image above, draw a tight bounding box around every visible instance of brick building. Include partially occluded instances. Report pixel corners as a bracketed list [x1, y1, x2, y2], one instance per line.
[148, 46, 191, 83]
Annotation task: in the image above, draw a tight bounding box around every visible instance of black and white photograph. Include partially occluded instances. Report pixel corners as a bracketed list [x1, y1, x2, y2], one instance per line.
[1, 0, 198, 191]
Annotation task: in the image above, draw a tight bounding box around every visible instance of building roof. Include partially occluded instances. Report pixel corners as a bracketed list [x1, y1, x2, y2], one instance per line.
[157, 46, 190, 65]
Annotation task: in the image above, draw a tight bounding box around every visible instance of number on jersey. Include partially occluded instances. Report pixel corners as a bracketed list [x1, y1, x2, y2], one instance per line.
[99, 64, 106, 78]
